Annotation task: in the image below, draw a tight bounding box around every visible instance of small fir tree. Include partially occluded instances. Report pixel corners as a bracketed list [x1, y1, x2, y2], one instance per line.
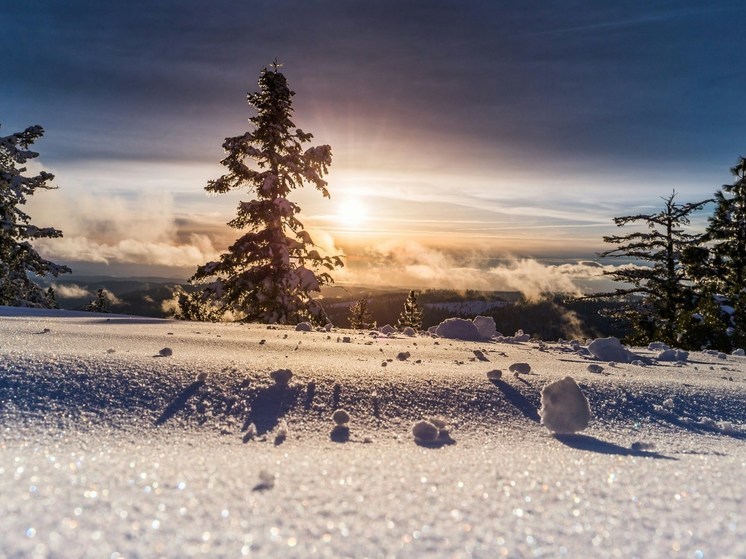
[45, 286, 59, 309]
[348, 297, 375, 330]
[190, 62, 343, 325]
[684, 156, 746, 349]
[0, 124, 70, 307]
[85, 288, 111, 313]
[397, 290, 423, 331]
[586, 192, 709, 346]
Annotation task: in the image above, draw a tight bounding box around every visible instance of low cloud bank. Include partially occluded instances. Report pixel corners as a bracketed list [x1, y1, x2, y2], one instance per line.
[346, 240, 630, 300]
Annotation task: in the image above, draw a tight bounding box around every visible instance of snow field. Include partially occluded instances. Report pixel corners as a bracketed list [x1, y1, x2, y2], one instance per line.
[1, 310, 745, 557]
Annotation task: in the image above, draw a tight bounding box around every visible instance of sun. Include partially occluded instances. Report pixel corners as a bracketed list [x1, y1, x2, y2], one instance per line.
[336, 198, 368, 229]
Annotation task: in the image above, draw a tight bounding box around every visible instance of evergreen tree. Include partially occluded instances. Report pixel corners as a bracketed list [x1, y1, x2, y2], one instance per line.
[45, 286, 59, 309]
[85, 288, 111, 313]
[0, 124, 70, 307]
[684, 156, 746, 349]
[191, 62, 343, 325]
[349, 297, 375, 329]
[587, 192, 709, 346]
[397, 290, 423, 331]
[172, 286, 221, 322]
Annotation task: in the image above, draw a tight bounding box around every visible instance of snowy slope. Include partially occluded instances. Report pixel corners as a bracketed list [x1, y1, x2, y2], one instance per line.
[1, 308, 744, 558]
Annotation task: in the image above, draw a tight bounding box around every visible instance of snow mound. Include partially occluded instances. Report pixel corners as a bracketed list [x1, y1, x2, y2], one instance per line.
[647, 342, 670, 351]
[295, 322, 312, 332]
[397, 351, 411, 361]
[587, 337, 647, 364]
[657, 349, 689, 362]
[402, 327, 416, 337]
[435, 318, 481, 341]
[158, 347, 173, 357]
[472, 316, 497, 339]
[539, 376, 591, 434]
[586, 364, 604, 374]
[379, 324, 396, 335]
[733, 348, 745, 357]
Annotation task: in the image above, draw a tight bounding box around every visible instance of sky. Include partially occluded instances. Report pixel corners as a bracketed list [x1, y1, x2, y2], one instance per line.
[2, 1, 745, 293]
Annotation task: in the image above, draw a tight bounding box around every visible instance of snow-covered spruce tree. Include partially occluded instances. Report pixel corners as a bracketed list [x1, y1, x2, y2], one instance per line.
[0, 124, 70, 307]
[683, 156, 746, 349]
[586, 192, 709, 347]
[397, 290, 423, 331]
[348, 297, 375, 330]
[190, 63, 343, 325]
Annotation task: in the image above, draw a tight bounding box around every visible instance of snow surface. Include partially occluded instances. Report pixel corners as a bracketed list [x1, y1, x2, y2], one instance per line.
[1, 308, 745, 558]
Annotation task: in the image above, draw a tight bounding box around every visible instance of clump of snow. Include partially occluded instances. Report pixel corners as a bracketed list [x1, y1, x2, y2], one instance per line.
[270, 369, 293, 386]
[342, 336, 351, 343]
[435, 318, 481, 341]
[412, 420, 439, 443]
[412, 417, 453, 446]
[402, 327, 416, 336]
[662, 398, 675, 409]
[243, 423, 257, 443]
[539, 376, 591, 434]
[657, 349, 689, 362]
[486, 369, 502, 381]
[332, 409, 350, 425]
[273, 420, 288, 445]
[732, 348, 745, 356]
[473, 349, 489, 362]
[647, 342, 670, 351]
[295, 322, 312, 332]
[511, 330, 530, 343]
[496, 329, 531, 343]
[196, 372, 208, 382]
[158, 347, 173, 357]
[397, 351, 411, 361]
[508, 362, 531, 375]
[472, 316, 497, 339]
[586, 364, 604, 374]
[253, 470, 276, 491]
[324, 323, 333, 332]
[587, 337, 647, 364]
[379, 324, 396, 335]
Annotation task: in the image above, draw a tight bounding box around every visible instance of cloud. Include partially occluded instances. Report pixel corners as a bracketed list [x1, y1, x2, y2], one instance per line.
[101, 288, 124, 306]
[50, 283, 90, 299]
[334, 239, 628, 299]
[27, 189, 221, 268]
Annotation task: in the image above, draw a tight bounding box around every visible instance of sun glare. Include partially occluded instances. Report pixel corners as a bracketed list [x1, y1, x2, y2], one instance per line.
[337, 198, 368, 229]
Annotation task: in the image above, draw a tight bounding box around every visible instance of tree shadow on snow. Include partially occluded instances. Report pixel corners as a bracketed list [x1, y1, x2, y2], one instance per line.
[490, 379, 540, 423]
[155, 380, 205, 426]
[553, 434, 676, 460]
[243, 383, 301, 436]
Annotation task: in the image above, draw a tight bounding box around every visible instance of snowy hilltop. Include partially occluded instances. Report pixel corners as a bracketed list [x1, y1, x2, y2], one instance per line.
[1, 308, 745, 558]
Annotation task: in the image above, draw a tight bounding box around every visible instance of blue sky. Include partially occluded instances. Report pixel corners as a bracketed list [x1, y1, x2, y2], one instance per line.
[2, 1, 745, 289]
